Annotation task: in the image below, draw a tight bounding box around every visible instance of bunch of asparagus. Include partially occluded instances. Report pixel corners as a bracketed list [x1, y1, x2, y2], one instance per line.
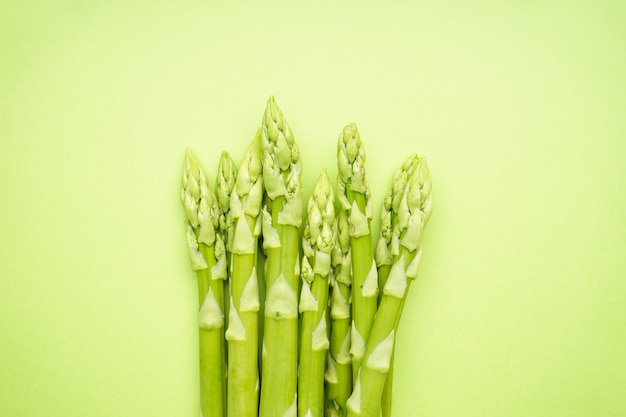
[180, 97, 432, 417]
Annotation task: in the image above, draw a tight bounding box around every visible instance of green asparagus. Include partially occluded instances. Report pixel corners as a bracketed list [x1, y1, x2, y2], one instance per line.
[325, 209, 353, 417]
[298, 170, 335, 417]
[259, 97, 303, 417]
[181, 148, 227, 417]
[374, 155, 421, 417]
[336, 123, 378, 383]
[346, 155, 432, 417]
[226, 133, 264, 417]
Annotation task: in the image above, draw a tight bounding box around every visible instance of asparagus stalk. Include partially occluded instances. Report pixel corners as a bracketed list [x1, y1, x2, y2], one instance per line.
[374, 155, 421, 417]
[346, 155, 432, 417]
[325, 209, 353, 417]
[259, 97, 303, 417]
[336, 123, 377, 382]
[181, 148, 226, 417]
[216, 150, 238, 257]
[298, 169, 336, 417]
[216, 151, 238, 345]
[226, 133, 264, 417]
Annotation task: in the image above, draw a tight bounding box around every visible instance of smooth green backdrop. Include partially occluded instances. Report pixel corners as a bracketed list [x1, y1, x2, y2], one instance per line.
[1, 1, 625, 416]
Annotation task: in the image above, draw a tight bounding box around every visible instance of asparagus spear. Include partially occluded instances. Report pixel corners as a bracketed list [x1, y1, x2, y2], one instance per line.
[325, 209, 353, 417]
[298, 169, 336, 417]
[226, 133, 264, 417]
[216, 150, 238, 257]
[216, 151, 237, 345]
[336, 123, 378, 382]
[181, 148, 226, 417]
[259, 97, 303, 417]
[346, 155, 432, 417]
[374, 155, 421, 417]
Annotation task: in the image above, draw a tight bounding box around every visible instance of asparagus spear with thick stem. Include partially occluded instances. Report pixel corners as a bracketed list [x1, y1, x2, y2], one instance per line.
[336, 123, 377, 383]
[226, 133, 264, 417]
[259, 96, 303, 417]
[181, 148, 226, 417]
[325, 209, 353, 417]
[346, 155, 432, 417]
[298, 169, 336, 417]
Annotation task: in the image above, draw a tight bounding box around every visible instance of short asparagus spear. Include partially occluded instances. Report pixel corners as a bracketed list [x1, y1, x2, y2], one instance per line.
[374, 155, 421, 417]
[226, 133, 264, 417]
[181, 148, 226, 417]
[325, 209, 353, 417]
[259, 97, 303, 417]
[346, 155, 432, 417]
[298, 169, 336, 417]
[336, 123, 378, 382]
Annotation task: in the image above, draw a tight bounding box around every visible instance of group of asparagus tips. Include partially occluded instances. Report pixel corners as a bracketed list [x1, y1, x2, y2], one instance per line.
[180, 96, 432, 417]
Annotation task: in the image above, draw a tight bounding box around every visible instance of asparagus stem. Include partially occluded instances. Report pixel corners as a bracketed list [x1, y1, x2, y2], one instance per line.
[347, 155, 432, 417]
[259, 97, 303, 417]
[298, 170, 335, 417]
[181, 149, 226, 417]
[215, 150, 237, 407]
[374, 155, 421, 417]
[326, 209, 353, 417]
[226, 133, 264, 417]
[336, 123, 377, 382]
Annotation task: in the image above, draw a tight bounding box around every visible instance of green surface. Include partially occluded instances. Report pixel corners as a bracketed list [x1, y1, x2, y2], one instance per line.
[1, 1, 625, 416]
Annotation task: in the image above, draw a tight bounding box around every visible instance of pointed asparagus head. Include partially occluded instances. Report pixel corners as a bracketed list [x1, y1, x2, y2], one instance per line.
[303, 169, 336, 256]
[230, 129, 264, 220]
[337, 123, 368, 196]
[181, 148, 219, 243]
[216, 150, 238, 215]
[181, 147, 203, 228]
[261, 96, 303, 226]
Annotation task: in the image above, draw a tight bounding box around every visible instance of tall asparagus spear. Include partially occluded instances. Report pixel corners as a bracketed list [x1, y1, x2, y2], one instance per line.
[216, 151, 238, 345]
[226, 133, 264, 417]
[181, 148, 226, 417]
[346, 155, 432, 417]
[259, 97, 303, 417]
[336, 123, 378, 382]
[298, 169, 336, 417]
[325, 209, 353, 417]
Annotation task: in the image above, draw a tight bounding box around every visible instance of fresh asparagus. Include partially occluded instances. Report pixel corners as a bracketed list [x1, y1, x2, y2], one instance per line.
[226, 133, 264, 417]
[336, 123, 378, 383]
[325, 209, 353, 417]
[298, 170, 336, 417]
[181, 148, 227, 417]
[216, 150, 238, 257]
[259, 97, 303, 417]
[374, 155, 421, 417]
[346, 155, 432, 417]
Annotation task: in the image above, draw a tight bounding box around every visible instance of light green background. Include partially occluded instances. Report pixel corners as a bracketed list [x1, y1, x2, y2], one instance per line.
[1, 1, 625, 416]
